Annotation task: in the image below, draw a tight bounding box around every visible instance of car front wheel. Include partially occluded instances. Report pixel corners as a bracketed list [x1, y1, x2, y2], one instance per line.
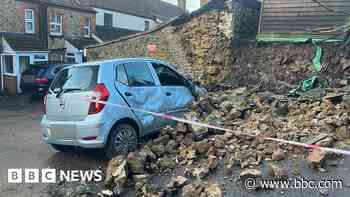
[105, 124, 138, 159]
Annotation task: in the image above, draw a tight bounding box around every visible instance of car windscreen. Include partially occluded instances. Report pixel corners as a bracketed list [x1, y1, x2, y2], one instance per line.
[50, 66, 99, 93]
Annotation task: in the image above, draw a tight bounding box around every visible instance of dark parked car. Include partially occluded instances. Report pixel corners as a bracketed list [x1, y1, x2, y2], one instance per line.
[21, 63, 71, 96]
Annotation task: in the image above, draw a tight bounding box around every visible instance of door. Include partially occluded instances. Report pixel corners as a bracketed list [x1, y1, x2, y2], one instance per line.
[19, 56, 30, 74]
[114, 62, 166, 133]
[151, 62, 194, 121]
[18, 56, 30, 92]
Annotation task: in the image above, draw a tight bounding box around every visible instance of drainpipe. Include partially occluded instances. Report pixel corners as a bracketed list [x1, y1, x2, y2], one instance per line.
[1, 33, 3, 91]
[1, 56, 3, 91]
[39, 2, 48, 50]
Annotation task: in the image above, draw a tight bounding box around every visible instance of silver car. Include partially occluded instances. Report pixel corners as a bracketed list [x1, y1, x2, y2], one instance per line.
[41, 58, 196, 158]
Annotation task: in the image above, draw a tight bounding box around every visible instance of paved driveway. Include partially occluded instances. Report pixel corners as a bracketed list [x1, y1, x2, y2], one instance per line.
[0, 95, 107, 197]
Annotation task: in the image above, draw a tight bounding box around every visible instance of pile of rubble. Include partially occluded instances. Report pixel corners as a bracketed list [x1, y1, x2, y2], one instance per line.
[98, 85, 350, 197]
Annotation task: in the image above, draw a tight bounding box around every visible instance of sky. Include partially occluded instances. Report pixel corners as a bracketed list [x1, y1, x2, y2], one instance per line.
[161, 0, 201, 12]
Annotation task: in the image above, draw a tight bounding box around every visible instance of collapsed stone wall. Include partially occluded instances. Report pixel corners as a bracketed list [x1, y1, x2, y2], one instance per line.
[224, 41, 350, 93]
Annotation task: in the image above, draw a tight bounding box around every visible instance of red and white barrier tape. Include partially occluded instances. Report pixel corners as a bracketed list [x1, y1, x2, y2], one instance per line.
[85, 97, 350, 156]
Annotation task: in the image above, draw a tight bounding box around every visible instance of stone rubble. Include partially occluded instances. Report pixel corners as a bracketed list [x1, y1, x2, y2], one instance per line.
[95, 86, 350, 196]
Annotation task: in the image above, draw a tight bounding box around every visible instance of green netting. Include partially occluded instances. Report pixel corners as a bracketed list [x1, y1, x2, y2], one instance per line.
[312, 44, 322, 72]
[288, 76, 329, 97]
[257, 37, 342, 43]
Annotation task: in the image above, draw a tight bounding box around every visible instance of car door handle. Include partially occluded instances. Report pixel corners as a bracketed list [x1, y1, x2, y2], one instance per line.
[125, 92, 132, 97]
[166, 92, 171, 96]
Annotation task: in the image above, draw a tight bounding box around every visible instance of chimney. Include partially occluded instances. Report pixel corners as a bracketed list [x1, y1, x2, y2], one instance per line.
[177, 0, 186, 10]
[200, 0, 210, 6]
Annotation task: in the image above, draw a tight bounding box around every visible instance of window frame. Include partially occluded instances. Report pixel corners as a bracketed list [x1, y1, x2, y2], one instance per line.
[83, 17, 91, 38]
[104, 13, 113, 27]
[50, 14, 63, 36]
[3, 55, 15, 76]
[144, 20, 150, 31]
[24, 9, 35, 34]
[66, 53, 76, 64]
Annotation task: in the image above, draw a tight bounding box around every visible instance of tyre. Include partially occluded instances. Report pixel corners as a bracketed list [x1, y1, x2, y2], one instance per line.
[50, 144, 74, 152]
[105, 124, 138, 159]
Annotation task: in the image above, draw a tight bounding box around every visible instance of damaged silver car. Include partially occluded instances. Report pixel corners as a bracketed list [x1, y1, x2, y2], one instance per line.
[41, 58, 200, 158]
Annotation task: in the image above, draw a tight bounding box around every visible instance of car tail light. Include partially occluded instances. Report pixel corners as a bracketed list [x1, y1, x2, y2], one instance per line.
[35, 77, 49, 84]
[88, 83, 109, 115]
[43, 94, 48, 114]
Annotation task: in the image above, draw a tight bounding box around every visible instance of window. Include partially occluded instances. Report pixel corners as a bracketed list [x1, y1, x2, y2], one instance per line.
[34, 55, 46, 60]
[25, 9, 35, 33]
[116, 64, 128, 85]
[152, 63, 186, 86]
[66, 53, 76, 64]
[124, 62, 155, 86]
[145, 21, 150, 31]
[104, 13, 113, 27]
[84, 17, 91, 37]
[3, 56, 14, 75]
[51, 66, 99, 93]
[50, 14, 62, 36]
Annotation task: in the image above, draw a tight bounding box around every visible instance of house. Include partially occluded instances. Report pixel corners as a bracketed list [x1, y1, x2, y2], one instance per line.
[0, 0, 187, 94]
[0, 0, 97, 94]
[258, 0, 350, 41]
[89, 0, 186, 42]
[45, 0, 97, 64]
[0, 0, 49, 94]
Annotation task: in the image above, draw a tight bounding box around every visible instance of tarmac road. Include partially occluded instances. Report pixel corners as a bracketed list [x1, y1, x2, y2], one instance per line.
[0, 94, 108, 197]
[1, 94, 350, 197]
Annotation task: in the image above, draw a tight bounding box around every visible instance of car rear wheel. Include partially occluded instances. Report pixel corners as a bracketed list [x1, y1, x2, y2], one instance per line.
[105, 124, 138, 159]
[50, 144, 74, 152]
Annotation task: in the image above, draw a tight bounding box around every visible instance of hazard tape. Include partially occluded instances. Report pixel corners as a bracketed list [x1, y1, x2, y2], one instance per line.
[84, 97, 350, 156]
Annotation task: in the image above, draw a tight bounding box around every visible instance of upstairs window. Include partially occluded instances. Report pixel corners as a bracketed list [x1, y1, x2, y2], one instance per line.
[104, 13, 113, 27]
[50, 14, 62, 36]
[84, 17, 91, 38]
[25, 9, 35, 33]
[145, 21, 150, 31]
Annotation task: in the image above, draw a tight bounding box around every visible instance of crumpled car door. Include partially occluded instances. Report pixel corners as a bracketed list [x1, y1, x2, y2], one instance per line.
[114, 62, 166, 134]
[150, 62, 194, 124]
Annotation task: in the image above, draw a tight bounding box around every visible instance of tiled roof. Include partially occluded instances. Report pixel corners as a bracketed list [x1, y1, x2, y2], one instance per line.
[32, 0, 95, 13]
[1, 32, 47, 51]
[66, 38, 98, 50]
[95, 25, 141, 42]
[88, 0, 186, 21]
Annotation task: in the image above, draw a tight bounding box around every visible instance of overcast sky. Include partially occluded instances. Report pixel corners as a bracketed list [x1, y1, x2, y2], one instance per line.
[162, 0, 200, 12]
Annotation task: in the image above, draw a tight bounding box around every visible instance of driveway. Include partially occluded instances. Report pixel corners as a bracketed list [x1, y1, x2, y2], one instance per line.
[0, 94, 108, 197]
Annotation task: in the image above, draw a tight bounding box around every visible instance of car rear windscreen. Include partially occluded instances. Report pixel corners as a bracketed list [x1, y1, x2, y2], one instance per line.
[50, 66, 99, 93]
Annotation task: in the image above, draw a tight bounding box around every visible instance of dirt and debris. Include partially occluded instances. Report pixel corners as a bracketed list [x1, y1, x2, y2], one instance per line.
[51, 84, 350, 197]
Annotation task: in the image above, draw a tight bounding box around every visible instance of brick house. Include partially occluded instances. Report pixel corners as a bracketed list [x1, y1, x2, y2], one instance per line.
[0, 0, 97, 94]
[0, 0, 190, 94]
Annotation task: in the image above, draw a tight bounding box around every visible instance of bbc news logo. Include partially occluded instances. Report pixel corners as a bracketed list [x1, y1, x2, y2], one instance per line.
[8, 169, 103, 183]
